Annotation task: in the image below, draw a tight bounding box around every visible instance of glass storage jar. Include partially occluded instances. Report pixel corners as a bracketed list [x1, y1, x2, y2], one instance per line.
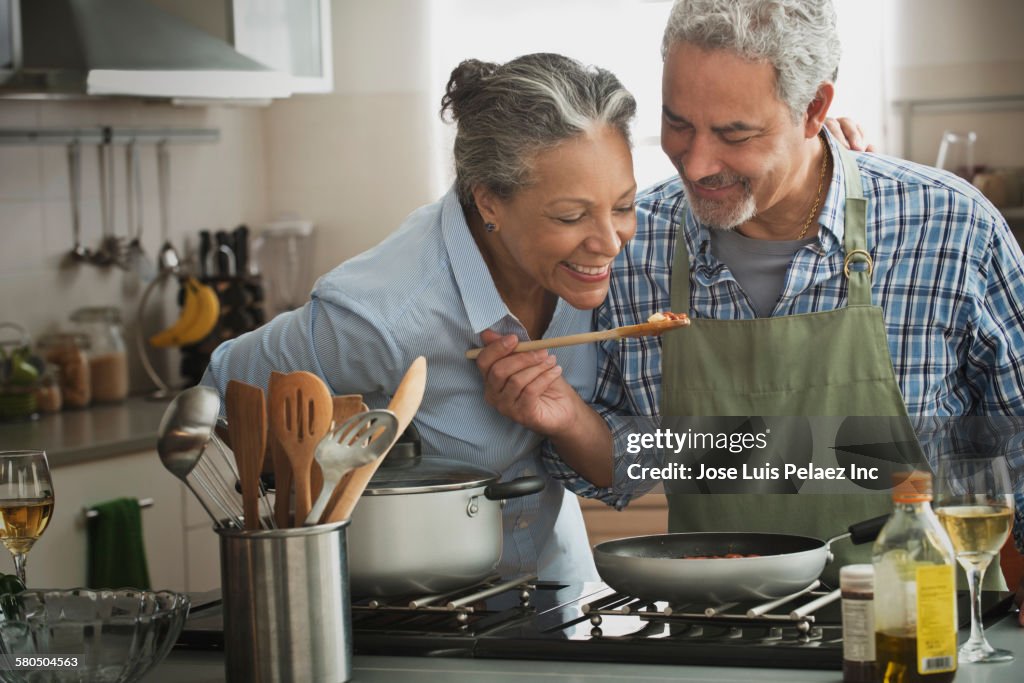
[36, 332, 91, 409]
[70, 307, 128, 403]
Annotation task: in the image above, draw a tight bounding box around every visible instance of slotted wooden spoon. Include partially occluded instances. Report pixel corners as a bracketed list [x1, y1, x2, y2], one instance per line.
[225, 380, 267, 530]
[322, 356, 427, 523]
[268, 371, 333, 525]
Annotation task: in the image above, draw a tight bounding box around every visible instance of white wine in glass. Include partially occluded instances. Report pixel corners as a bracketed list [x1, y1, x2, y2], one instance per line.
[0, 451, 55, 585]
[935, 455, 1014, 664]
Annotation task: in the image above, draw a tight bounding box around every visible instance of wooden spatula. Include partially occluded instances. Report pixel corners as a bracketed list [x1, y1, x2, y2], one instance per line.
[225, 380, 267, 530]
[322, 356, 427, 523]
[268, 371, 333, 525]
[268, 372, 291, 527]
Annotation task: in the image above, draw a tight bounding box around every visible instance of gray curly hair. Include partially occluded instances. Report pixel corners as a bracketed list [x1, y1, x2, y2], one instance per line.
[662, 0, 840, 121]
[440, 53, 637, 206]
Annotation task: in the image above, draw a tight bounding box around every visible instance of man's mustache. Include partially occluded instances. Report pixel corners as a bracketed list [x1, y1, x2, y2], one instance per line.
[689, 170, 748, 191]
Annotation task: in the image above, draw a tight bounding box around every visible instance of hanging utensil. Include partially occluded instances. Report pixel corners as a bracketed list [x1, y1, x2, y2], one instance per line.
[65, 141, 91, 263]
[305, 409, 399, 526]
[96, 136, 129, 269]
[268, 371, 333, 525]
[225, 380, 271, 530]
[125, 139, 155, 281]
[156, 141, 180, 274]
[322, 356, 427, 524]
[90, 140, 115, 266]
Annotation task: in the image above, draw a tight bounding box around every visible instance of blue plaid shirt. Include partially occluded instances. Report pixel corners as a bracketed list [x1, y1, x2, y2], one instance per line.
[543, 131, 1024, 552]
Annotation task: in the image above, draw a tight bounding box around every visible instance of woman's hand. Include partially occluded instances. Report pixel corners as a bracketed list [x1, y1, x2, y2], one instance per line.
[825, 117, 875, 152]
[474, 330, 615, 486]
[474, 330, 579, 437]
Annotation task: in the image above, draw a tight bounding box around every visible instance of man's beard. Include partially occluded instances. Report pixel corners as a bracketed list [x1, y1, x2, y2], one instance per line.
[680, 169, 756, 231]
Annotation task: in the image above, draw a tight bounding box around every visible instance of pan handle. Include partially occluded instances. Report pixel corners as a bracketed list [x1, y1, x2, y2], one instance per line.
[484, 476, 546, 501]
[825, 514, 891, 549]
[848, 514, 890, 545]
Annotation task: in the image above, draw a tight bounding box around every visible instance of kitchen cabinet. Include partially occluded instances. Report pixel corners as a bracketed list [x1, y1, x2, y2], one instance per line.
[230, 0, 333, 94]
[26, 449, 188, 591]
[579, 494, 667, 547]
[151, 0, 333, 95]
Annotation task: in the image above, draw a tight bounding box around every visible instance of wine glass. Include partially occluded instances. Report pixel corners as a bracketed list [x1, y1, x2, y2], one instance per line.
[934, 455, 1014, 663]
[0, 451, 55, 585]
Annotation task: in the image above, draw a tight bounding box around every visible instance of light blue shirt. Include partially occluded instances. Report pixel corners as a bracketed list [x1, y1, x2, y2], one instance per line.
[202, 187, 599, 583]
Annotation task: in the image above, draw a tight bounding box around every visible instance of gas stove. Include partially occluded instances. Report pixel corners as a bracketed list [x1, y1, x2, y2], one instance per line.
[178, 578, 1014, 670]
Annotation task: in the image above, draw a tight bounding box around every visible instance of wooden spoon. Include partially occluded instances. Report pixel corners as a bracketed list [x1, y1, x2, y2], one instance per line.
[322, 356, 427, 523]
[268, 372, 291, 528]
[268, 371, 333, 525]
[225, 380, 267, 530]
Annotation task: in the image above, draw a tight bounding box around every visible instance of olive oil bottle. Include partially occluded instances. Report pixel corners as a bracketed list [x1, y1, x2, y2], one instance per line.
[872, 471, 958, 683]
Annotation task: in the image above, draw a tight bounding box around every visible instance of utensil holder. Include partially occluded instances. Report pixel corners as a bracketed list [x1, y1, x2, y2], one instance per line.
[216, 521, 352, 683]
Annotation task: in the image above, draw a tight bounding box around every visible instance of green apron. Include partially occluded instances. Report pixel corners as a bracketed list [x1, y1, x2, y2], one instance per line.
[661, 141, 954, 587]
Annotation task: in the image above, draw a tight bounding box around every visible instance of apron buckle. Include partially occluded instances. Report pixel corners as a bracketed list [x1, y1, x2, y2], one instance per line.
[843, 249, 874, 278]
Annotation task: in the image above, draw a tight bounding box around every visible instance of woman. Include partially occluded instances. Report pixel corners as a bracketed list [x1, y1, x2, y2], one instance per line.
[203, 53, 638, 584]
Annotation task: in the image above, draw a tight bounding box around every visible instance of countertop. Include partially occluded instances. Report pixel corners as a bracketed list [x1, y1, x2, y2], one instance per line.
[0, 396, 169, 466]
[144, 615, 1024, 682]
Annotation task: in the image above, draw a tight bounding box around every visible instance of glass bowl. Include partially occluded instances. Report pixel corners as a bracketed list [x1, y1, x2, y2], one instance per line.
[0, 588, 190, 683]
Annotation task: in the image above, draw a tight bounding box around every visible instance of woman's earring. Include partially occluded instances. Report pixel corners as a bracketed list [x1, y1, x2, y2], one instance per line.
[485, 222, 497, 233]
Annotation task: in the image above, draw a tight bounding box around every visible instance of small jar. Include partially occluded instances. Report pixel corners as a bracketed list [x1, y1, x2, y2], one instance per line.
[34, 362, 63, 413]
[36, 332, 91, 409]
[840, 563, 876, 683]
[70, 306, 129, 403]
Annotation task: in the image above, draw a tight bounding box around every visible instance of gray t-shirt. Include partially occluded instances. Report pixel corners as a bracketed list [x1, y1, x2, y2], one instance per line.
[710, 229, 816, 318]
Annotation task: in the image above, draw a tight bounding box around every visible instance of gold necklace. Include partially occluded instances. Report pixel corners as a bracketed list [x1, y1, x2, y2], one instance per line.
[796, 135, 829, 240]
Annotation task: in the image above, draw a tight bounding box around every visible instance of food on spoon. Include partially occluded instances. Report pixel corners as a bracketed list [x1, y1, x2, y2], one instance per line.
[647, 310, 688, 323]
[641, 310, 690, 336]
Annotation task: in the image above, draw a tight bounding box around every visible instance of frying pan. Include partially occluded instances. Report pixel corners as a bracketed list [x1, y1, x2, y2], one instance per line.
[594, 515, 888, 604]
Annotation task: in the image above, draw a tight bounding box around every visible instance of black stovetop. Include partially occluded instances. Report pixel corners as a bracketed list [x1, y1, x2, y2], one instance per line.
[178, 579, 1015, 671]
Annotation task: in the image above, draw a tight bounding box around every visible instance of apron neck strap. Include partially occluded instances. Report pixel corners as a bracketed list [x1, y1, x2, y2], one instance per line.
[835, 141, 872, 306]
[670, 135, 873, 309]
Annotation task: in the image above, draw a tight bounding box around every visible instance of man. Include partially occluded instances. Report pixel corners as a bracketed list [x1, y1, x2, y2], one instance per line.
[475, 0, 1024, 596]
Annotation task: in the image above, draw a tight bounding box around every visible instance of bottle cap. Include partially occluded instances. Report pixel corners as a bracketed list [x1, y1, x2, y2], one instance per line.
[839, 564, 874, 593]
[891, 470, 932, 503]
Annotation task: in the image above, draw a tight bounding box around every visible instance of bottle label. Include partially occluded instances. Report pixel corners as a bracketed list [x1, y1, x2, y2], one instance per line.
[841, 597, 875, 662]
[915, 564, 956, 673]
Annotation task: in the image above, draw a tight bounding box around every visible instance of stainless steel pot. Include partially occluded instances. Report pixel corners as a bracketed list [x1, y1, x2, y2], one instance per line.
[347, 433, 545, 597]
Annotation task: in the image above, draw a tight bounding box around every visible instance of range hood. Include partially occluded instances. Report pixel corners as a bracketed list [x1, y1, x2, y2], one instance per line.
[2, 0, 292, 99]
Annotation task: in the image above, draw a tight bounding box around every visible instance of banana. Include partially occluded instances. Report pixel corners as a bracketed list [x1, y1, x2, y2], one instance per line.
[176, 281, 220, 346]
[149, 278, 221, 348]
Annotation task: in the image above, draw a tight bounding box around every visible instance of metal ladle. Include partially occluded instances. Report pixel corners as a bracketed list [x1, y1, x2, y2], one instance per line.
[65, 140, 91, 262]
[156, 140, 180, 274]
[156, 385, 242, 528]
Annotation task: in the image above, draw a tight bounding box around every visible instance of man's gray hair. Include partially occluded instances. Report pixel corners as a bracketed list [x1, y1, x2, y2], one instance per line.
[440, 53, 637, 206]
[662, 0, 840, 120]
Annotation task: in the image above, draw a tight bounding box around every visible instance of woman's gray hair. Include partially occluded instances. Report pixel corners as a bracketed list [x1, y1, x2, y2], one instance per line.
[662, 0, 840, 120]
[440, 53, 636, 206]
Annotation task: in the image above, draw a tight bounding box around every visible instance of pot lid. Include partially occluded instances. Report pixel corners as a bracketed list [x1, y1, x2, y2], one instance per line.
[364, 426, 498, 495]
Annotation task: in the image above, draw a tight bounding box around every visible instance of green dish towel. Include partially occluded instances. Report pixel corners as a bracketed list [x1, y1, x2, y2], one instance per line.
[86, 497, 151, 590]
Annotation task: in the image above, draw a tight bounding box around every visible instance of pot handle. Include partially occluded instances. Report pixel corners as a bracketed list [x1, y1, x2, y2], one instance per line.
[484, 476, 546, 501]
